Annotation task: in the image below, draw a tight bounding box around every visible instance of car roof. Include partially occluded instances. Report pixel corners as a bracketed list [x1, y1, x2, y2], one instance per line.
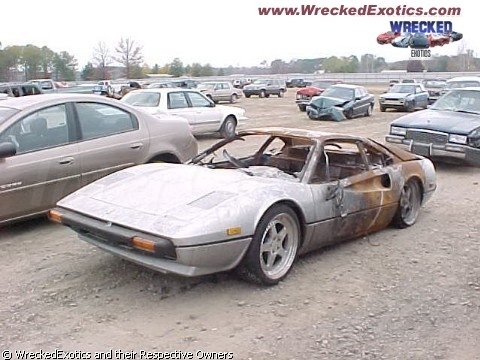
[330, 84, 362, 89]
[124, 88, 199, 94]
[239, 127, 364, 142]
[0, 93, 122, 111]
[448, 87, 480, 91]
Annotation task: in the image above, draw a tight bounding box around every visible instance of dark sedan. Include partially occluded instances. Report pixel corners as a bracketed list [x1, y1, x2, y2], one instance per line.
[306, 84, 374, 121]
[386, 88, 480, 166]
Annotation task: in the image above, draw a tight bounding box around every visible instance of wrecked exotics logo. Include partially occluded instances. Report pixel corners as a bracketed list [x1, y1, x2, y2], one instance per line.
[377, 21, 463, 58]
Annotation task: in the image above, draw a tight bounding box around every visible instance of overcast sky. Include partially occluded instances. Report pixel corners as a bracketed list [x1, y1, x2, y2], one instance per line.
[1, 0, 473, 69]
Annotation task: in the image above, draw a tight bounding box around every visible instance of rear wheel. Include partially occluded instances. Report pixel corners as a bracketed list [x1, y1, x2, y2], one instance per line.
[230, 94, 238, 103]
[365, 104, 373, 117]
[278, 90, 284, 98]
[220, 116, 237, 139]
[237, 205, 300, 286]
[298, 104, 306, 112]
[392, 179, 422, 228]
[259, 90, 266, 98]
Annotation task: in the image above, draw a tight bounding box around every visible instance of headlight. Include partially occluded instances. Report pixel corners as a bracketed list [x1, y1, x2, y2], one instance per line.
[448, 134, 467, 144]
[379, 97, 385, 102]
[390, 126, 407, 136]
[468, 129, 480, 148]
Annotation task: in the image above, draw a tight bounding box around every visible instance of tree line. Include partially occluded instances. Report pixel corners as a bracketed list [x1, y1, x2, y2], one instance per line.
[1, 38, 479, 83]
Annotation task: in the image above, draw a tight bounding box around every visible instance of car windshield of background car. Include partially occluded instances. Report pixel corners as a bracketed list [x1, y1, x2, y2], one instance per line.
[423, 80, 446, 88]
[122, 92, 161, 107]
[390, 85, 415, 93]
[321, 87, 354, 100]
[312, 81, 336, 89]
[252, 80, 268, 85]
[198, 83, 216, 89]
[430, 90, 480, 114]
[0, 108, 18, 124]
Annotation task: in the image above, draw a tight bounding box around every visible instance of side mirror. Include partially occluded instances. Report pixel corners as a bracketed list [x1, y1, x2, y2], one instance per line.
[0, 142, 17, 159]
[208, 101, 215, 107]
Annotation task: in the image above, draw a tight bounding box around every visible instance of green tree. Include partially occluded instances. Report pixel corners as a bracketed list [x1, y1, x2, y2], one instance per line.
[189, 63, 202, 77]
[21, 44, 42, 80]
[114, 38, 143, 78]
[0, 45, 22, 81]
[169, 58, 184, 77]
[217, 68, 225, 76]
[40, 46, 55, 78]
[53, 51, 76, 81]
[406, 59, 424, 72]
[81, 62, 96, 80]
[200, 63, 213, 76]
[151, 63, 160, 74]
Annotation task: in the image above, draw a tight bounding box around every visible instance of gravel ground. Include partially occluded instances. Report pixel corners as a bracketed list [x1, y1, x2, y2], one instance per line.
[1, 87, 479, 360]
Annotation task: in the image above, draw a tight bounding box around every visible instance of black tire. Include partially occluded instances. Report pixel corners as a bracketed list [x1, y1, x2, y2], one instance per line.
[380, 105, 386, 112]
[278, 90, 284, 98]
[220, 116, 237, 139]
[245, 94, 251, 98]
[405, 101, 415, 112]
[237, 205, 300, 286]
[365, 104, 373, 117]
[230, 94, 237, 103]
[345, 108, 354, 119]
[259, 90, 266, 98]
[392, 179, 422, 228]
[298, 104, 306, 112]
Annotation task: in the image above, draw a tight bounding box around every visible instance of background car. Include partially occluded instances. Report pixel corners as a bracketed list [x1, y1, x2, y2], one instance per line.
[421, 79, 447, 104]
[378, 83, 429, 112]
[51, 127, 436, 286]
[0, 93, 198, 226]
[121, 88, 247, 138]
[295, 79, 342, 111]
[386, 87, 480, 166]
[377, 31, 401, 44]
[441, 76, 480, 96]
[286, 78, 307, 88]
[147, 81, 176, 89]
[243, 79, 287, 98]
[0, 82, 43, 97]
[306, 84, 374, 120]
[93, 80, 114, 97]
[197, 81, 243, 103]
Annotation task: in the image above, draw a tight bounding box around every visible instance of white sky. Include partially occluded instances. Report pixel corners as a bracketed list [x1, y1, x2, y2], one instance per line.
[1, 0, 473, 69]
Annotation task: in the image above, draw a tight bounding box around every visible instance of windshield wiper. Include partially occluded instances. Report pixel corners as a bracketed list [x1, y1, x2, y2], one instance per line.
[456, 109, 480, 115]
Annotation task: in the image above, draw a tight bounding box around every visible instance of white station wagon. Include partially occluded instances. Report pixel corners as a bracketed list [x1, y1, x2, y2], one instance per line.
[121, 88, 248, 138]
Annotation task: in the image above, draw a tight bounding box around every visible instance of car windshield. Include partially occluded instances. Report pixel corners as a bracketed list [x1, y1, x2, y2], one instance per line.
[0, 107, 18, 125]
[445, 81, 480, 89]
[422, 80, 446, 88]
[430, 90, 480, 114]
[190, 133, 315, 181]
[389, 84, 415, 93]
[122, 92, 161, 107]
[321, 87, 354, 100]
[311, 81, 336, 89]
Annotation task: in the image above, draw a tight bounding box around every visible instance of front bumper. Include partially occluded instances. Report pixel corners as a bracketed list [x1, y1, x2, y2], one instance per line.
[243, 89, 262, 96]
[379, 99, 409, 109]
[53, 207, 252, 277]
[385, 135, 480, 166]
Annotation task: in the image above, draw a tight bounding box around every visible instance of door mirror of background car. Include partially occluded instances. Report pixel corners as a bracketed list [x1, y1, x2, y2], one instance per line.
[0, 142, 17, 159]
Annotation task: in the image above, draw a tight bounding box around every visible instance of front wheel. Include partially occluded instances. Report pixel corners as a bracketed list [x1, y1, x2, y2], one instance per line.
[345, 108, 354, 119]
[380, 105, 386, 112]
[259, 90, 266, 98]
[365, 104, 373, 117]
[298, 104, 306, 112]
[278, 90, 284, 98]
[220, 116, 237, 139]
[237, 205, 300, 285]
[392, 179, 422, 228]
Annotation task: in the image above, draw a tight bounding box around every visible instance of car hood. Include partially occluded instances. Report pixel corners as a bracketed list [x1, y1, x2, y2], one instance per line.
[297, 87, 323, 95]
[310, 96, 350, 108]
[380, 92, 411, 99]
[391, 109, 480, 134]
[57, 163, 293, 237]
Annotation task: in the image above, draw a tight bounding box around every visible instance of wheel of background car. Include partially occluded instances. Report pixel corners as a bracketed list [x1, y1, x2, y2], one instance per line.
[298, 105, 306, 112]
[259, 90, 266, 98]
[222, 149, 246, 168]
[380, 105, 386, 112]
[365, 104, 373, 117]
[245, 94, 251, 98]
[220, 116, 237, 139]
[237, 204, 300, 285]
[278, 90, 284, 98]
[107, 86, 114, 97]
[230, 94, 237, 103]
[345, 108, 354, 119]
[392, 179, 422, 228]
[406, 101, 415, 112]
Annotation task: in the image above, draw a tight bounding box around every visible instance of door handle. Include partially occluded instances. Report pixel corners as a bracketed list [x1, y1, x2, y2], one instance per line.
[58, 157, 74, 165]
[130, 142, 143, 149]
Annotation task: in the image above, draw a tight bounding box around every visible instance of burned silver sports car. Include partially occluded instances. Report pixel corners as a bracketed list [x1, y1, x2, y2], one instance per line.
[50, 128, 436, 285]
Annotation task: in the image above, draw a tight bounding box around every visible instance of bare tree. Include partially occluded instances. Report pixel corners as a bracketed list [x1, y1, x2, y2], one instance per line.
[114, 38, 143, 78]
[92, 41, 112, 79]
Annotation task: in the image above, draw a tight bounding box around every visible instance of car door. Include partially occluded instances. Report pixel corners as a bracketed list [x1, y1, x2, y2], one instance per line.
[185, 91, 222, 133]
[321, 139, 397, 242]
[352, 87, 369, 116]
[0, 103, 80, 223]
[217, 83, 229, 102]
[166, 91, 198, 127]
[415, 85, 429, 107]
[74, 101, 150, 186]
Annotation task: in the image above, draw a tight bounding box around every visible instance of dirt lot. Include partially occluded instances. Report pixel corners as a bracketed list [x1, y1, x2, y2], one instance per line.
[1, 87, 480, 360]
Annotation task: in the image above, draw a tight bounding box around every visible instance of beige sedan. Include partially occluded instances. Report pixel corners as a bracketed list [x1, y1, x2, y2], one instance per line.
[0, 93, 198, 226]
